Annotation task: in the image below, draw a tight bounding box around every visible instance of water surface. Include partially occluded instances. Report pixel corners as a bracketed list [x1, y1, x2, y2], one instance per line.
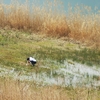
[3, 0, 100, 12]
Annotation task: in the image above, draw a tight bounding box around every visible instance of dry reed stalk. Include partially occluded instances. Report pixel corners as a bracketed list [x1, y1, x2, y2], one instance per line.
[0, 1, 100, 48]
[0, 78, 100, 100]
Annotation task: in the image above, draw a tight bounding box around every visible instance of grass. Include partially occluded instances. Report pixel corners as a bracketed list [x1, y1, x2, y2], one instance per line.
[0, 29, 100, 69]
[0, 0, 100, 48]
[0, 77, 100, 100]
[0, 1, 100, 99]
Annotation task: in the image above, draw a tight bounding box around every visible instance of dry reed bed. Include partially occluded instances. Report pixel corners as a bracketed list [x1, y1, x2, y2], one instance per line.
[0, 78, 100, 100]
[0, 1, 100, 47]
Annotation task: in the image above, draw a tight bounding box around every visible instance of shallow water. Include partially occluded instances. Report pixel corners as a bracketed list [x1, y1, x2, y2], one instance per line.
[0, 60, 100, 88]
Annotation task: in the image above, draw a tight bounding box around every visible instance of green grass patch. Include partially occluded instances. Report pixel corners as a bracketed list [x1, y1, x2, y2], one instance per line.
[0, 29, 100, 71]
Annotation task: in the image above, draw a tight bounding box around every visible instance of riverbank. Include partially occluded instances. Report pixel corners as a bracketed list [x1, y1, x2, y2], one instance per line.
[0, 29, 100, 100]
[0, 29, 100, 87]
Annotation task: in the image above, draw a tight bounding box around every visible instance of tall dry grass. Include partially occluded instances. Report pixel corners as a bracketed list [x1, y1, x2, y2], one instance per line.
[0, 0, 100, 47]
[0, 78, 100, 100]
[67, 5, 100, 48]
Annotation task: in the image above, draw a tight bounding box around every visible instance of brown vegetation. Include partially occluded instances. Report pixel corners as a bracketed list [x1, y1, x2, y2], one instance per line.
[0, 78, 100, 100]
[0, 0, 100, 48]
